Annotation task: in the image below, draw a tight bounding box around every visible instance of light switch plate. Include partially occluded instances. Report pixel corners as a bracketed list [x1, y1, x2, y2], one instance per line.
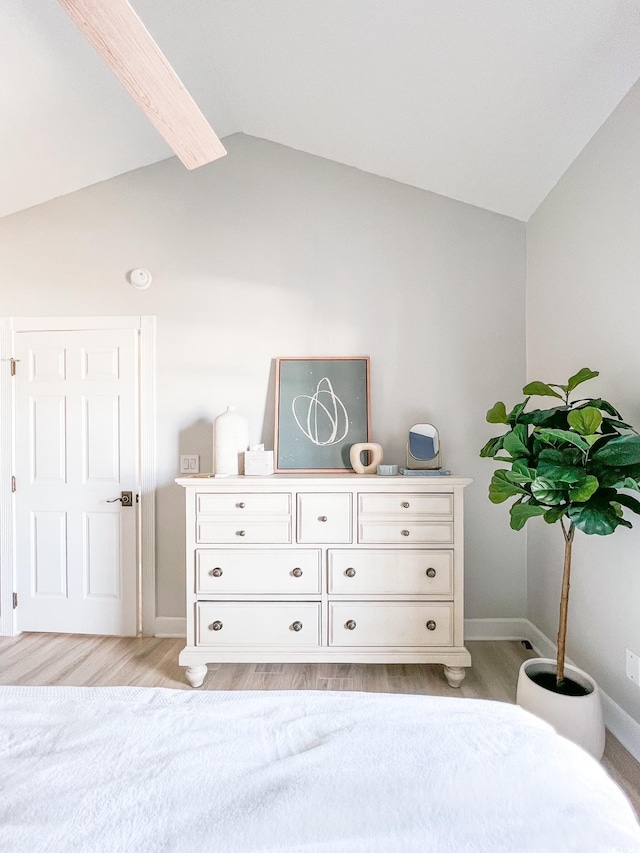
[626, 648, 640, 685]
[180, 454, 200, 474]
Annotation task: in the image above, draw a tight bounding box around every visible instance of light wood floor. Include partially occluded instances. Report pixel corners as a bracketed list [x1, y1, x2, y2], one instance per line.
[1, 633, 639, 816]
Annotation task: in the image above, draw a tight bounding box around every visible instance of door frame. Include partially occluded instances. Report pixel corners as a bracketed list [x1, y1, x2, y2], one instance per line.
[0, 316, 156, 637]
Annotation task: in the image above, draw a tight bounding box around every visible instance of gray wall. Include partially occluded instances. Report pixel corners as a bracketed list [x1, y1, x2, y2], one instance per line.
[527, 79, 640, 720]
[0, 133, 526, 621]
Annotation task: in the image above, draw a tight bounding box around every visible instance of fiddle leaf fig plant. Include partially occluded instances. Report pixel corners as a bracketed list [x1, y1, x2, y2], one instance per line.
[481, 368, 640, 690]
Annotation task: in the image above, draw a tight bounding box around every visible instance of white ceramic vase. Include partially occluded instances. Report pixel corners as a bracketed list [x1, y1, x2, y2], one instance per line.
[213, 406, 249, 476]
[516, 657, 605, 759]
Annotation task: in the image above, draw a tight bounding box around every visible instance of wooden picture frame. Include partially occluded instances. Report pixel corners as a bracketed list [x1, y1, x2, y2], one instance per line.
[274, 357, 371, 473]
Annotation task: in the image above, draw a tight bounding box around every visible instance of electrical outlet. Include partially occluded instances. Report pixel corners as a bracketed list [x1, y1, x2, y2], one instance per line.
[180, 454, 200, 474]
[626, 648, 640, 685]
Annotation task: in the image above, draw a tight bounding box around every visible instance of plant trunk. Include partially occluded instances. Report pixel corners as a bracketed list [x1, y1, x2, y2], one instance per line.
[556, 523, 575, 687]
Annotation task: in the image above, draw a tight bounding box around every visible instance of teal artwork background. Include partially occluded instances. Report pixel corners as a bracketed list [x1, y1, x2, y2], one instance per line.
[276, 358, 369, 470]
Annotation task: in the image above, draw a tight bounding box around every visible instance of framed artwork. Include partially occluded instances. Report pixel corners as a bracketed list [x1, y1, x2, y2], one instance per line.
[274, 357, 371, 473]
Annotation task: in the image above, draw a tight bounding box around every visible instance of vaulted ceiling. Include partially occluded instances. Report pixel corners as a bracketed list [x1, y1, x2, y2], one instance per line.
[2, 1, 640, 221]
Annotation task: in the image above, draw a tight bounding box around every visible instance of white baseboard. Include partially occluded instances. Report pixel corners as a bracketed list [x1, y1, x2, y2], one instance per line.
[154, 616, 186, 638]
[600, 692, 640, 764]
[154, 613, 640, 761]
[464, 617, 530, 641]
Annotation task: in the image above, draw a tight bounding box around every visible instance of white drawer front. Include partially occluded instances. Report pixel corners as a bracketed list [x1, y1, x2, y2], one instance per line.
[358, 493, 453, 517]
[197, 521, 291, 544]
[328, 550, 453, 596]
[197, 493, 291, 515]
[358, 522, 453, 545]
[297, 493, 352, 543]
[196, 549, 321, 594]
[197, 602, 320, 646]
[329, 602, 453, 647]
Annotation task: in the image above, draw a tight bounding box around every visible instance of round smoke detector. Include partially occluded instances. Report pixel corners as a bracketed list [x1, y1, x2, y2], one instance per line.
[128, 268, 152, 290]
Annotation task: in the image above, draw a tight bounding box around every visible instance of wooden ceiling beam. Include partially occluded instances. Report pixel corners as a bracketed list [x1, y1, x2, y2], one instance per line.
[57, 0, 226, 169]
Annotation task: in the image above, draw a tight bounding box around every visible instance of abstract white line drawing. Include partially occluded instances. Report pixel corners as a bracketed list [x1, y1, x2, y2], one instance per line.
[292, 377, 349, 446]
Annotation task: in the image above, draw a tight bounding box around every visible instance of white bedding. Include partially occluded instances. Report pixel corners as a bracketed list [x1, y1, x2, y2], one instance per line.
[1, 686, 639, 853]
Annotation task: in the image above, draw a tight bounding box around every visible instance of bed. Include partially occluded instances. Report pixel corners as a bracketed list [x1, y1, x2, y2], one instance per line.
[1, 686, 639, 852]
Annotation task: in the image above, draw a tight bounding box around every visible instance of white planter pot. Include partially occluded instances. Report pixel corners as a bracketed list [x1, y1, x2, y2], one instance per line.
[516, 657, 605, 760]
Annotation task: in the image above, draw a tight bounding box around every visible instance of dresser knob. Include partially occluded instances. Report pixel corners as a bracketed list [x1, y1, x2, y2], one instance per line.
[209, 567, 223, 578]
[426, 620, 437, 631]
[236, 530, 246, 537]
[426, 567, 436, 578]
[318, 515, 328, 522]
[292, 568, 303, 578]
[401, 529, 410, 537]
[345, 620, 357, 630]
[236, 502, 246, 509]
[345, 567, 356, 578]
[209, 621, 223, 631]
[291, 621, 303, 632]
[402, 501, 410, 508]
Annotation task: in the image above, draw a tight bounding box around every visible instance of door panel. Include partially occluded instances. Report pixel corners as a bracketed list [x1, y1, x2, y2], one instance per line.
[15, 329, 138, 636]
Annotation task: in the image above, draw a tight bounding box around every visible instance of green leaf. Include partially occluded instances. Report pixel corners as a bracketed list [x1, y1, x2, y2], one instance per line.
[530, 477, 567, 505]
[567, 488, 625, 535]
[510, 501, 546, 531]
[486, 402, 508, 424]
[567, 406, 602, 436]
[623, 477, 640, 492]
[581, 398, 621, 419]
[506, 398, 530, 425]
[511, 459, 536, 481]
[592, 435, 640, 466]
[537, 448, 585, 483]
[566, 368, 599, 394]
[522, 381, 563, 399]
[518, 406, 569, 428]
[602, 418, 637, 433]
[569, 475, 599, 502]
[479, 435, 504, 458]
[544, 506, 567, 524]
[504, 469, 534, 485]
[488, 470, 529, 504]
[616, 493, 640, 516]
[503, 425, 530, 459]
[538, 447, 582, 466]
[584, 434, 602, 447]
[588, 463, 640, 489]
[535, 428, 590, 452]
[567, 504, 619, 535]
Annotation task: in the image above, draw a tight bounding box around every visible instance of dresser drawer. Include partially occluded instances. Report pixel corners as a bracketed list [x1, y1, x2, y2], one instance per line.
[329, 602, 453, 647]
[328, 550, 453, 596]
[358, 493, 453, 517]
[358, 522, 453, 545]
[297, 493, 352, 543]
[196, 549, 321, 594]
[197, 493, 291, 515]
[197, 521, 291, 544]
[196, 602, 321, 646]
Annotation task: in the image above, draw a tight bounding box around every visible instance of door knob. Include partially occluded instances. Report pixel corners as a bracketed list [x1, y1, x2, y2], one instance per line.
[107, 491, 133, 507]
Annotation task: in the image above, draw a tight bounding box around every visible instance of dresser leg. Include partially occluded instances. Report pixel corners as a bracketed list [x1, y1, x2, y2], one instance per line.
[443, 666, 466, 688]
[185, 665, 208, 688]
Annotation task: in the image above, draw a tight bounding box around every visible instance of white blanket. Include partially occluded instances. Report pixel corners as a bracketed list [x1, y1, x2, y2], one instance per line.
[1, 686, 639, 852]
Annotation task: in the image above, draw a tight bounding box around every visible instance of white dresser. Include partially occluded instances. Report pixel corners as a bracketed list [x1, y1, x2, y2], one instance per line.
[176, 474, 472, 688]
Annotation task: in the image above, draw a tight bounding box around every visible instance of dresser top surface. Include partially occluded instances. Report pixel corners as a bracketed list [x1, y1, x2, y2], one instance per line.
[176, 474, 472, 489]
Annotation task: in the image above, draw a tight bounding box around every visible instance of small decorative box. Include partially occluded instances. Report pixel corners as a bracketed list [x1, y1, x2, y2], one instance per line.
[244, 448, 274, 476]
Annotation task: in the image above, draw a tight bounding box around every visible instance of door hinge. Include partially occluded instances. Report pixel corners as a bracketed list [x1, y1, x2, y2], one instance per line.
[12, 592, 17, 609]
[11, 475, 16, 493]
[10, 358, 19, 376]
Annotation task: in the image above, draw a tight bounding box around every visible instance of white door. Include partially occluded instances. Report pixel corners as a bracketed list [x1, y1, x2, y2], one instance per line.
[14, 328, 139, 635]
